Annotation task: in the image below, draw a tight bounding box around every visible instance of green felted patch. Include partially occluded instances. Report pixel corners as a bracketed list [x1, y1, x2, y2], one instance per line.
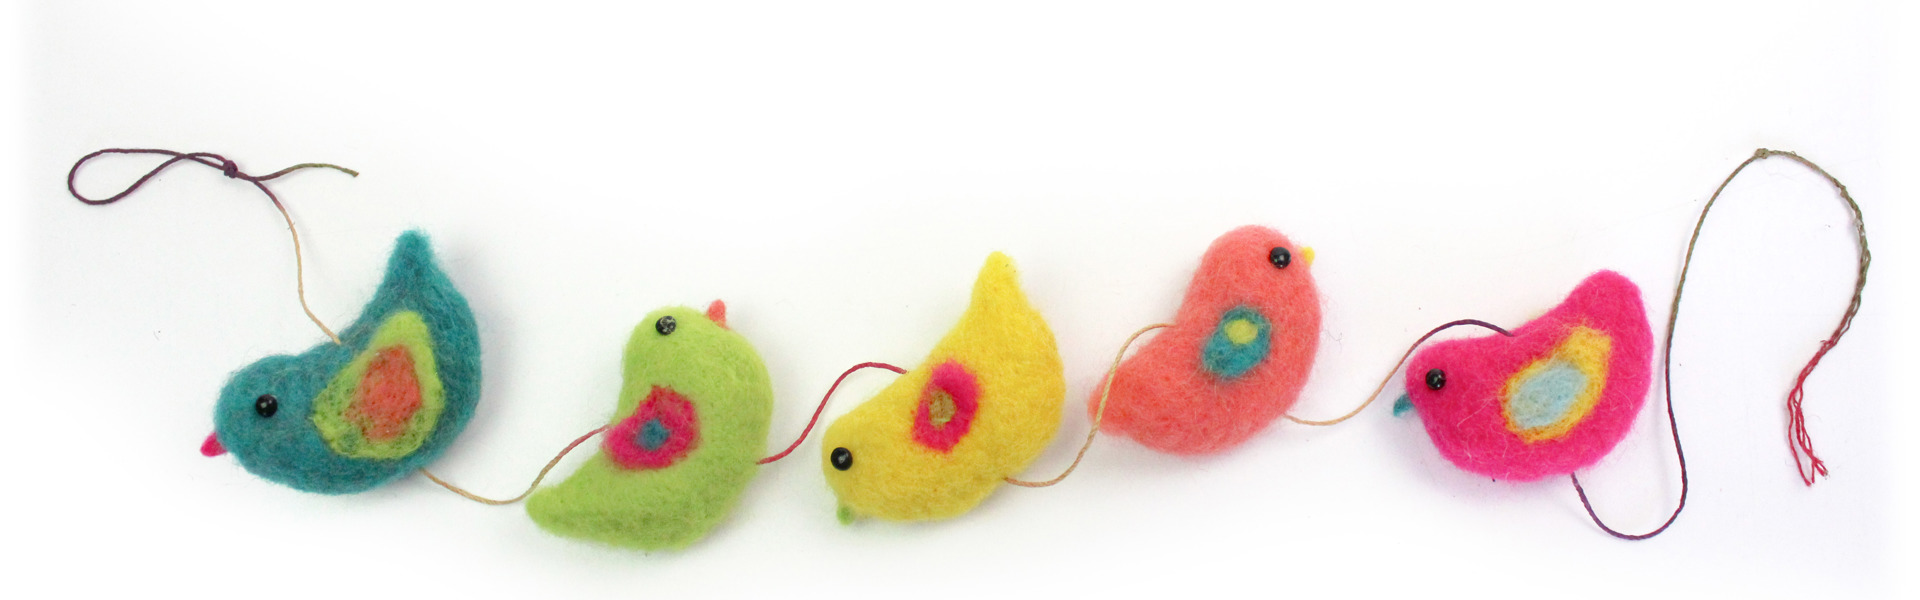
[526, 303, 772, 551]
[311, 311, 445, 460]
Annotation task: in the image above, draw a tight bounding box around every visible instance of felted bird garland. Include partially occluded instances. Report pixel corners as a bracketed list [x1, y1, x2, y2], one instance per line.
[526, 300, 774, 550]
[821, 253, 1065, 523]
[1396, 270, 1652, 481]
[1090, 225, 1322, 454]
[201, 230, 483, 494]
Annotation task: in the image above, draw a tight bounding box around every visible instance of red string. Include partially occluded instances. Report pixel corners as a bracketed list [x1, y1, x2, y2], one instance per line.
[1787, 336, 1847, 484]
[757, 362, 906, 465]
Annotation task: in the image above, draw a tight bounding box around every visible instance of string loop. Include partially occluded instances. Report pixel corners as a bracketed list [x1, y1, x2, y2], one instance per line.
[1572, 147, 1869, 541]
[68, 148, 358, 344]
[68, 148, 358, 205]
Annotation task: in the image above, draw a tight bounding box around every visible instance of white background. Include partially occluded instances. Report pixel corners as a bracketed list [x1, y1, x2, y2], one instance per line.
[5, 2, 1914, 598]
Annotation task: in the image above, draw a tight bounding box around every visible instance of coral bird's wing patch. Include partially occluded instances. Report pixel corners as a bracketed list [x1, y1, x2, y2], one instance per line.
[1201, 305, 1273, 379]
[312, 311, 447, 459]
[605, 386, 701, 470]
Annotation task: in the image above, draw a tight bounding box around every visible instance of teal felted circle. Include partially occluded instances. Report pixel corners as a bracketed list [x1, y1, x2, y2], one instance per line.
[1201, 306, 1272, 379]
[640, 419, 672, 451]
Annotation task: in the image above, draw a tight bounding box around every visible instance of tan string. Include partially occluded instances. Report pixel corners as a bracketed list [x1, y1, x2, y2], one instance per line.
[1286, 319, 1515, 426]
[421, 425, 610, 505]
[274, 196, 341, 344]
[1006, 323, 1170, 488]
[1283, 364, 1402, 426]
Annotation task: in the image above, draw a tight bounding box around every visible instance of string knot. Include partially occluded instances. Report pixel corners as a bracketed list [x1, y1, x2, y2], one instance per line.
[67, 147, 355, 345]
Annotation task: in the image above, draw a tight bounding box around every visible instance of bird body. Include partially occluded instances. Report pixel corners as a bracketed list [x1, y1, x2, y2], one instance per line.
[822, 253, 1064, 522]
[526, 301, 773, 550]
[1400, 270, 1652, 481]
[204, 231, 481, 494]
[1093, 225, 1321, 454]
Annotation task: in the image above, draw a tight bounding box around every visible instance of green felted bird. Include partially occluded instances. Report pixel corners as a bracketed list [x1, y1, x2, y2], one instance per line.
[526, 300, 773, 550]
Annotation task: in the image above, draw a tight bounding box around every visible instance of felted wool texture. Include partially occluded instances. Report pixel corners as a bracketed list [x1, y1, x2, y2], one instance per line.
[526, 302, 773, 551]
[822, 253, 1065, 522]
[603, 386, 701, 470]
[1402, 270, 1652, 481]
[211, 231, 482, 494]
[1090, 225, 1322, 455]
[310, 311, 446, 459]
[911, 361, 980, 452]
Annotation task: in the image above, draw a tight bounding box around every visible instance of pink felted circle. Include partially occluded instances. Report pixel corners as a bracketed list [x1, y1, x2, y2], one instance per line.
[605, 386, 701, 470]
[1091, 225, 1322, 455]
[1403, 270, 1653, 481]
[912, 360, 980, 452]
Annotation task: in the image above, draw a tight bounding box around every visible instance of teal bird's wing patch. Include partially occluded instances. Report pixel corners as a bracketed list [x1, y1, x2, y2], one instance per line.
[311, 311, 446, 459]
[211, 231, 479, 495]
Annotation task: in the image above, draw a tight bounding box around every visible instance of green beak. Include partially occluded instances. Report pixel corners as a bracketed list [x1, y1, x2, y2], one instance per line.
[1392, 393, 1414, 417]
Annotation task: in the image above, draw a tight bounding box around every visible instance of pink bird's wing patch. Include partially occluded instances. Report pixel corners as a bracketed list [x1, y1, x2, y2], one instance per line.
[912, 360, 980, 452]
[1501, 326, 1613, 443]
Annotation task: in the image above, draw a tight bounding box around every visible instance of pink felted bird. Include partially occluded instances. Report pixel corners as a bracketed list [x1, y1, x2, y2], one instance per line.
[1397, 270, 1653, 481]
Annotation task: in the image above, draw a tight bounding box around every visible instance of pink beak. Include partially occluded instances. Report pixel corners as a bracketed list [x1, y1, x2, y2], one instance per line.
[201, 433, 227, 457]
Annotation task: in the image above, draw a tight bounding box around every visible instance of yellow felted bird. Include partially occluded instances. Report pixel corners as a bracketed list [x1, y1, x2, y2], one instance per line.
[821, 252, 1064, 523]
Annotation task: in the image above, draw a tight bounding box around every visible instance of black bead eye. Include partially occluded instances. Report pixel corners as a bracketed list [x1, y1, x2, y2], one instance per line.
[1268, 247, 1292, 269]
[830, 447, 853, 471]
[254, 394, 279, 418]
[1425, 368, 1446, 391]
[655, 316, 677, 336]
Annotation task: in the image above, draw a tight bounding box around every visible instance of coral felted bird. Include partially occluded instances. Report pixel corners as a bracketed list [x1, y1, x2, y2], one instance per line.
[1397, 270, 1652, 481]
[526, 301, 774, 550]
[821, 253, 1065, 523]
[1090, 225, 1321, 454]
[200, 231, 482, 494]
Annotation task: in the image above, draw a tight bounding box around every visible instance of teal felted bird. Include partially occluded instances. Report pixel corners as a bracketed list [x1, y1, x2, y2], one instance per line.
[199, 230, 482, 494]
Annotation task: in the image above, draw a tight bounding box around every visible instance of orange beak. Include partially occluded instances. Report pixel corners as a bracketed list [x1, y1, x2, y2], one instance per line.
[201, 432, 227, 457]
